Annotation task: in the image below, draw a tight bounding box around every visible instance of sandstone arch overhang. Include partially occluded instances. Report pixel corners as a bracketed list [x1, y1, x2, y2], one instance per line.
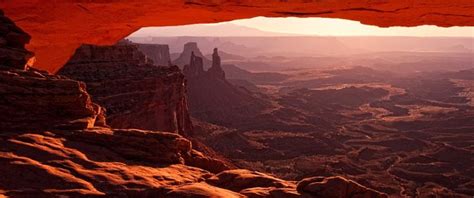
[1, 0, 473, 73]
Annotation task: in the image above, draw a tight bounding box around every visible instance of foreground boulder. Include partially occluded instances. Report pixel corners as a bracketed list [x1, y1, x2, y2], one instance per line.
[0, 128, 386, 197]
[297, 176, 388, 198]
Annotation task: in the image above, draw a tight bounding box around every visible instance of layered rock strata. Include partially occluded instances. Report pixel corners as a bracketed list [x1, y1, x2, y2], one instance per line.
[0, 11, 104, 132]
[0, 12, 387, 198]
[59, 44, 192, 134]
[137, 43, 171, 66]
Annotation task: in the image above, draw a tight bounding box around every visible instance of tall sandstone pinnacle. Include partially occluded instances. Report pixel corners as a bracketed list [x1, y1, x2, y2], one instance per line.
[183, 51, 204, 77]
[174, 42, 211, 69]
[207, 48, 225, 79]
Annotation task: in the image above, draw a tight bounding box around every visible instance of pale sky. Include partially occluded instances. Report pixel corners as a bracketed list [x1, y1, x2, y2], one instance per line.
[130, 17, 474, 37]
[230, 17, 474, 37]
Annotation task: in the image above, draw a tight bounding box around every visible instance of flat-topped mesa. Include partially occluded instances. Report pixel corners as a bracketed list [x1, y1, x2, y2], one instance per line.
[174, 42, 210, 68]
[183, 51, 204, 77]
[59, 43, 193, 135]
[67, 43, 152, 65]
[137, 44, 171, 66]
[207, 48, 225, 79]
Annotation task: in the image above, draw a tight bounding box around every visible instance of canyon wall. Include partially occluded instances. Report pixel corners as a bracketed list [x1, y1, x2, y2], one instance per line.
[0, 13, 388, 197]
[137, 44, 172, 66]
[59, 44, 193, 134]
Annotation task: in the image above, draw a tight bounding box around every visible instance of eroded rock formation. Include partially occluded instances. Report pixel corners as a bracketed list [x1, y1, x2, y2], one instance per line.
[208, 48, 226, 79]
[0, 127, 385, 197]
[297, 176, 388, 198]
[59, 44, 192, 134]
[183, 44, 270, 127]
[137, 43, 171, 66]
[0, 10, 104, 132]
[174, 42, 211, 69]
[0, 10, 33, 70]
[0, 9, 389, 198]
[0, 1, 472, 72]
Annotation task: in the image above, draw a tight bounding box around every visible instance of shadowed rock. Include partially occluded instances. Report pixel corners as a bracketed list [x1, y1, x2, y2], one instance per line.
[59, 44, 193, 134]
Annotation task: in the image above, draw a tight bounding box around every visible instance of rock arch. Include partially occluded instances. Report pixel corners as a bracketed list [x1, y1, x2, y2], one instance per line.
[1, 0, 473, 73]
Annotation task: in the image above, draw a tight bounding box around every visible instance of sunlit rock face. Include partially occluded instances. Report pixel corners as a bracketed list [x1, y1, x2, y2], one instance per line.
[1, 1, 472, 73]
[59, 44, 193, 135]
[0, 10, 104, 132]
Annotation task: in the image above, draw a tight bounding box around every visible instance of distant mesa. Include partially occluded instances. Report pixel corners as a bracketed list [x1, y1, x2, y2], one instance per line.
[174, 42, 212, 69]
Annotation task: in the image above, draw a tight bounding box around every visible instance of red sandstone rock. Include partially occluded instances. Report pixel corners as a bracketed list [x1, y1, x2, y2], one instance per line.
[165, 182, 245, 198]
[207, 169, 295, 192]
[1, 1, 473, 73]
[0, 11, 395, 198]
[297, 176, 388, 198]
[0, 65, 103, 132]
[59, 44, 193, 135]
[0, 10, 33, 70]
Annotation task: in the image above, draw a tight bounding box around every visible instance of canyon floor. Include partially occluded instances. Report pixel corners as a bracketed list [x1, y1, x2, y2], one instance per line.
[191, 65, 474, 197]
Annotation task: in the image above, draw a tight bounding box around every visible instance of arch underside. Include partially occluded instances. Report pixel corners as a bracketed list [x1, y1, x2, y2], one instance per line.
[1, 0, 473, 73]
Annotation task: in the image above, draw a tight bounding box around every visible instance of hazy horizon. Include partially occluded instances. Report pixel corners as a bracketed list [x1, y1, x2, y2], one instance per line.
[130, 17, 474, 38]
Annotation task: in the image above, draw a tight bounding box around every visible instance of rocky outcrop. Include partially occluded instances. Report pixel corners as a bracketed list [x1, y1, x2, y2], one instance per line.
[0, 10, 34, 70]
[207, 48, 225, 79]
[0, 11, 104, 132]
[0, 13, 388, 198]
[0, 128, 385, 197]
[183, 51, 205, 77]
[137, 43, 171, 66]
[59, 44, 192, 134]
[297, 176, 388, 198]
[0, 128, 226, 197]
[67, 43, 152, 65]
[0, 67, 105, 132]
[174, 42, 211, 69]
[183, 43, 270, 127]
